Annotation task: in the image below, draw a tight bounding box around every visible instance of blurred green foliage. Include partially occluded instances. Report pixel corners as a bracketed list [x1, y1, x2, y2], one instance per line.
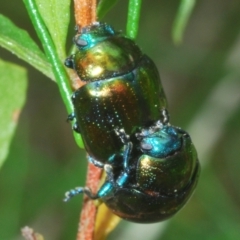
[0, 0, 240, 240]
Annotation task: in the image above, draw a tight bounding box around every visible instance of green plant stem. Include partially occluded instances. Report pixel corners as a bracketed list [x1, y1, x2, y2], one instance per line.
[126, 0, 142, 39]
[23, 0, 72, 112]
[172, 0, 196, 44]
[97, 0, 119, 19]
[23, 0, 83, 147]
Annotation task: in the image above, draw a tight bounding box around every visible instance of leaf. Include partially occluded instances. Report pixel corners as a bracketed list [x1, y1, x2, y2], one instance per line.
[94, 203, 121, 240]
[97, 0, 119, 19]
[0, 58, 28, 169]
[0, 14, 54, 80]
[172, 0, 196, 45]
[35, 0, 71, 59]
[94, 172, 121, 240]
[23, 0, 84, 148]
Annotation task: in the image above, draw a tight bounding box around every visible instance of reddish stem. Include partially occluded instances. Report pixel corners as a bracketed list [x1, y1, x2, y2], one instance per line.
[77, 163, 102, 240]
[74, 0, 97, 27]
[73, 1, 100, 240]
[69, 0, 97, 90]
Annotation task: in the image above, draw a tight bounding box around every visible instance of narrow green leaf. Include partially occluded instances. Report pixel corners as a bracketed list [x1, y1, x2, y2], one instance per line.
[172, 0, 196, 45]
[35, 0, 71, 59]
[126, 0, 142, 39]
[0, 58, 28, 169]
[199, 166, 240, 239]
[24, 0, 84, 148]
[0, 14, 54, 80]
[97, 0, 119, 19]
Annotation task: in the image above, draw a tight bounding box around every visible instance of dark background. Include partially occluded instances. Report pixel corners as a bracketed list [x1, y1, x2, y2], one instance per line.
[0, 0, 240, 239]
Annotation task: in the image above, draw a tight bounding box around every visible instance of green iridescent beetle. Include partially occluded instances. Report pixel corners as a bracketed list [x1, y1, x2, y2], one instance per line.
[65, 22, 167, 165]
[65, 111, 200, 223]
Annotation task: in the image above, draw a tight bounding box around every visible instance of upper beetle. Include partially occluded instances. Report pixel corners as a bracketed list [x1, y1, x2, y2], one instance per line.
[65, 22, 167, 165]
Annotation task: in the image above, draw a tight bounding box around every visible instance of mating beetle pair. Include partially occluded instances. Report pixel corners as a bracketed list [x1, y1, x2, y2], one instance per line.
[64, 22, 200, 223]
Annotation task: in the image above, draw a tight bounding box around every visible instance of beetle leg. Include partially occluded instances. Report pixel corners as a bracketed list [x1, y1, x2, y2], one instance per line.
[64, 129, 135, 201]
[64, 164, 116, 201]
[106, 131, 133, 188]
[94, 159, 135, 199]
[114, 142, 133, 188]
[72, 123, 81, 133]
[114, 128, 132, 172]
[161, 108, 170, 125]
[95, 164, 127, 198]
[64, 56, 75, 69]
[104, 164, 114, 180]
[63, 164, 111, 201]
[63, 187, 99, 201]
[67, 112, 75, 122]
[122, 142, 132, 172]
[115, 127, 130, 144]
[67, 112, 81, 133]
[104, 162, 130, 191]
[88, 155, 104, 168]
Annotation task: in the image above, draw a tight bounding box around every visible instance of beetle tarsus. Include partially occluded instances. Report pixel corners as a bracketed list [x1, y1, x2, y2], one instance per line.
[114, 128, 130, 144]
[64, 56, 74, 69]
[161, 108, 170, 124]
[64, 187, 98, 202]
[72, 123, 81, 133]
[67, 112, 75, 122]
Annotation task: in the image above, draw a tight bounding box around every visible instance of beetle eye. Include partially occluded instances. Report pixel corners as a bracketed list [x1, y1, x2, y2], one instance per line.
[75, 38, 88, 47]
[140, 142, 152, 150]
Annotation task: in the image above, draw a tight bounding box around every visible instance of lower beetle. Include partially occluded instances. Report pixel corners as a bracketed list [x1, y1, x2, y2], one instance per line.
[64, 111, 200, 223]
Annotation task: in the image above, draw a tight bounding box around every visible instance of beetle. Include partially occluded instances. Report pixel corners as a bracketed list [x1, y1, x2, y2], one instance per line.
[64, 114, 200, 223]
[65, 22, 167, 166]
[64, 23, 200, 222]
